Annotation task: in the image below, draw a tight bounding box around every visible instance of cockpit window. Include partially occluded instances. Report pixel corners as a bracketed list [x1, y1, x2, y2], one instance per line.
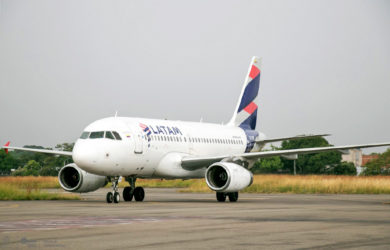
[105, 131, 115, 140]
[112, 131, 122, 140]
[80, 131, 90, 139]
[89, 131, 104, 139]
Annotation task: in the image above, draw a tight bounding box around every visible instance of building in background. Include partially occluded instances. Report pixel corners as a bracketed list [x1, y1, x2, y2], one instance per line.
[342, 149, 379, 175]
[362, 154, 380, 166]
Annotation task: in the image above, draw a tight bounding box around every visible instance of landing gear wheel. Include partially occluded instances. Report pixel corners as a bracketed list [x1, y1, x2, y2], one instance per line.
[216, 192, 227, 202]
[228, 192, 239, 202]
[134, 187, 145, 201]
[123, 186, 133, 201]
[107, 177, 120, 204]
[114, 192, 120, 203]
[106, 192, 113, 203]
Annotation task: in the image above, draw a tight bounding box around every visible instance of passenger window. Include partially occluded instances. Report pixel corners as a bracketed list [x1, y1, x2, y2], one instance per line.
[105, 131, 115, 140]
[80, 131, 90, 139]
[90, 131, 104, 139]
[112, 131, 122, 140]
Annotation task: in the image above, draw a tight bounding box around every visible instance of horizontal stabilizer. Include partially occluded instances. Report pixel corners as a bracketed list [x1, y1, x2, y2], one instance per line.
[257, 134, 331, 144]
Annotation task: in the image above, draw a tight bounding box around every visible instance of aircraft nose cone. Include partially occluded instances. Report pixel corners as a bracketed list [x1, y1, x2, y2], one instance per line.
[72, 141, 99, 170]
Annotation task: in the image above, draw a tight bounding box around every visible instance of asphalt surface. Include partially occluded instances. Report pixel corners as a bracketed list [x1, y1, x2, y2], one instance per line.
[1, 188, 390, 249]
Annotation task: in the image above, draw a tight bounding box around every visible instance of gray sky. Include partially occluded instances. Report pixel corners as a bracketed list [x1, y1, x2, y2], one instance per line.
[0, 0, 389, 153]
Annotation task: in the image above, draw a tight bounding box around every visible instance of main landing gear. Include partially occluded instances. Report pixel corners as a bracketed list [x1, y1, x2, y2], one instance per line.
[216, 192, 239, 202]
[122, 177, 145, 202]
[106, 177, 145, 204]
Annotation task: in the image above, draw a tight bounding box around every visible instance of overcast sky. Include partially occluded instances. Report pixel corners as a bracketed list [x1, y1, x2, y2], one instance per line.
[0, 0, 389, 153]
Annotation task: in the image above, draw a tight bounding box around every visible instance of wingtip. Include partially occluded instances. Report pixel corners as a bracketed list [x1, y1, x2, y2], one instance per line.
[3, 141, 10, 154]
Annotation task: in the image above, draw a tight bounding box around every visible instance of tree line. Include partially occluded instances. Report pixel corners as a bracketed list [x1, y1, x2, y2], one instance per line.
[252, 137, 390, 175]
[0, 143, 74, 176]
[0, 138, 389, 176]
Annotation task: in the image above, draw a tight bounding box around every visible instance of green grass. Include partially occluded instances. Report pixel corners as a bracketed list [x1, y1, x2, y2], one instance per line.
[179, 175, 390, 194]
[0, 177, 79, 200]
[2, 175, 390, 198]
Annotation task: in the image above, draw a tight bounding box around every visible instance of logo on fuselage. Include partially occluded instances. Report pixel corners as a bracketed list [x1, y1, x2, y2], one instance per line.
[138, 123, 183, 147]
[146, 124, 183, 136]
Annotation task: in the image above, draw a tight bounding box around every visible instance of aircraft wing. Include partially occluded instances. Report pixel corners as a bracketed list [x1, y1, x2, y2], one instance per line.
[181, 142, 390, 170]
[256, 134, 330, 144]
[2, 142, 73, 156]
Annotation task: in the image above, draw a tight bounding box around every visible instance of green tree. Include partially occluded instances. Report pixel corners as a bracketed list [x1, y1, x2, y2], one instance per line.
[0, 150, 19, 175]
[55, 143, 74, 152]
[281, 137, 342, 174]
[8, 143, 74, 176]
[12, 160, 41, 176]
[252, 156, 284, 174]
[324, 162, 357, 175]
[362, 148, 390, 175]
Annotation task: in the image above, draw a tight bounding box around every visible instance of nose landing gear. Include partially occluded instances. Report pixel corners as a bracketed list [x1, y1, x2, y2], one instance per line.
[123, 177, 145, 202]
[106, 177, 120, 203]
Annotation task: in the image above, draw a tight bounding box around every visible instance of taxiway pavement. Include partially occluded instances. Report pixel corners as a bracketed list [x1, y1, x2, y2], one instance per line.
[1, 188, 390, 249]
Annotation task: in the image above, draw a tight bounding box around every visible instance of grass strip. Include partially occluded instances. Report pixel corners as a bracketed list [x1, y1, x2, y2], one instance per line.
[0, 183, 79, 200]
[2, 175, 390, 195]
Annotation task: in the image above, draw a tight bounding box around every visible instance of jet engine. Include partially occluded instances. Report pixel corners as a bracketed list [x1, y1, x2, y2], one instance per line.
[58, 163, 107, 193]
[205, 162, 253, 192]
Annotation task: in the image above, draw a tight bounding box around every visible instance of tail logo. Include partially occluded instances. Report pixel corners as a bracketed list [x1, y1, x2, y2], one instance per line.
[234, 58, 261, 130]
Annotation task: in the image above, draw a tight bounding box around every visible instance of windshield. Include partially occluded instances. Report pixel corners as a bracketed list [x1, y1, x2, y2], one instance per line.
[89, 131, 104, 139]
[80, 131, 90, 139]
[105, 131, 115, 140]
[112, 131, 122, 140]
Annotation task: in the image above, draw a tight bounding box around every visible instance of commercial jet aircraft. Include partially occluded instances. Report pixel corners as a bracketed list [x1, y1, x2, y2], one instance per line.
[3, 57, 390, 203]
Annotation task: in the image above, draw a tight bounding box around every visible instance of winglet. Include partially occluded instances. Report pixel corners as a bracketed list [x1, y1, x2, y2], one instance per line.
[3, 141, 10, 154]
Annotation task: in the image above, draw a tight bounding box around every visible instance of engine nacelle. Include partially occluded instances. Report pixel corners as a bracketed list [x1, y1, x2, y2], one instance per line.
[205, 162, 253, 192]
[58, 163, 107, 193]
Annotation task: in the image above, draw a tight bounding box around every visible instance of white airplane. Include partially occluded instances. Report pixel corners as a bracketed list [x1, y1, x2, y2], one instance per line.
[3, 57, 390, 203]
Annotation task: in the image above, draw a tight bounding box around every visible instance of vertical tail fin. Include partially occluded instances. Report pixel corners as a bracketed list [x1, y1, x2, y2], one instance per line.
[228, 56, 262, 130]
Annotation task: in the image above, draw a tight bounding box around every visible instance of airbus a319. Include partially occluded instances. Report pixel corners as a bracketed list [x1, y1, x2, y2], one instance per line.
[3, 57, 390, 203]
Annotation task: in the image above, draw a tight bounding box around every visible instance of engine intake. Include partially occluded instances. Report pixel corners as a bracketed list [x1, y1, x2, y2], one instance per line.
[205, 162, 253, 192]
[58, 163, 107, 193]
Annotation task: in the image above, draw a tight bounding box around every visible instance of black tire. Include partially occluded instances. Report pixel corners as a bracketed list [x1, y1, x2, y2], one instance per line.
[114, 192, 120, 203]
[106, 192, 113, 203]
[228, 192, 239, 202]
[123, 186, 133, 202]
[134, 187, 145, 201]
[216, 192, 227, 202]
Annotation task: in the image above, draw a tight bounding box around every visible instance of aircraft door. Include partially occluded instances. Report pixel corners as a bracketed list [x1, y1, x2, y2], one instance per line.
[134, 133, 143, 154]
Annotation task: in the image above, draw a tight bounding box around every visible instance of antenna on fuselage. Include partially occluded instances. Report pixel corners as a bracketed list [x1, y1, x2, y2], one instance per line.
[115, 111, 118, 118]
